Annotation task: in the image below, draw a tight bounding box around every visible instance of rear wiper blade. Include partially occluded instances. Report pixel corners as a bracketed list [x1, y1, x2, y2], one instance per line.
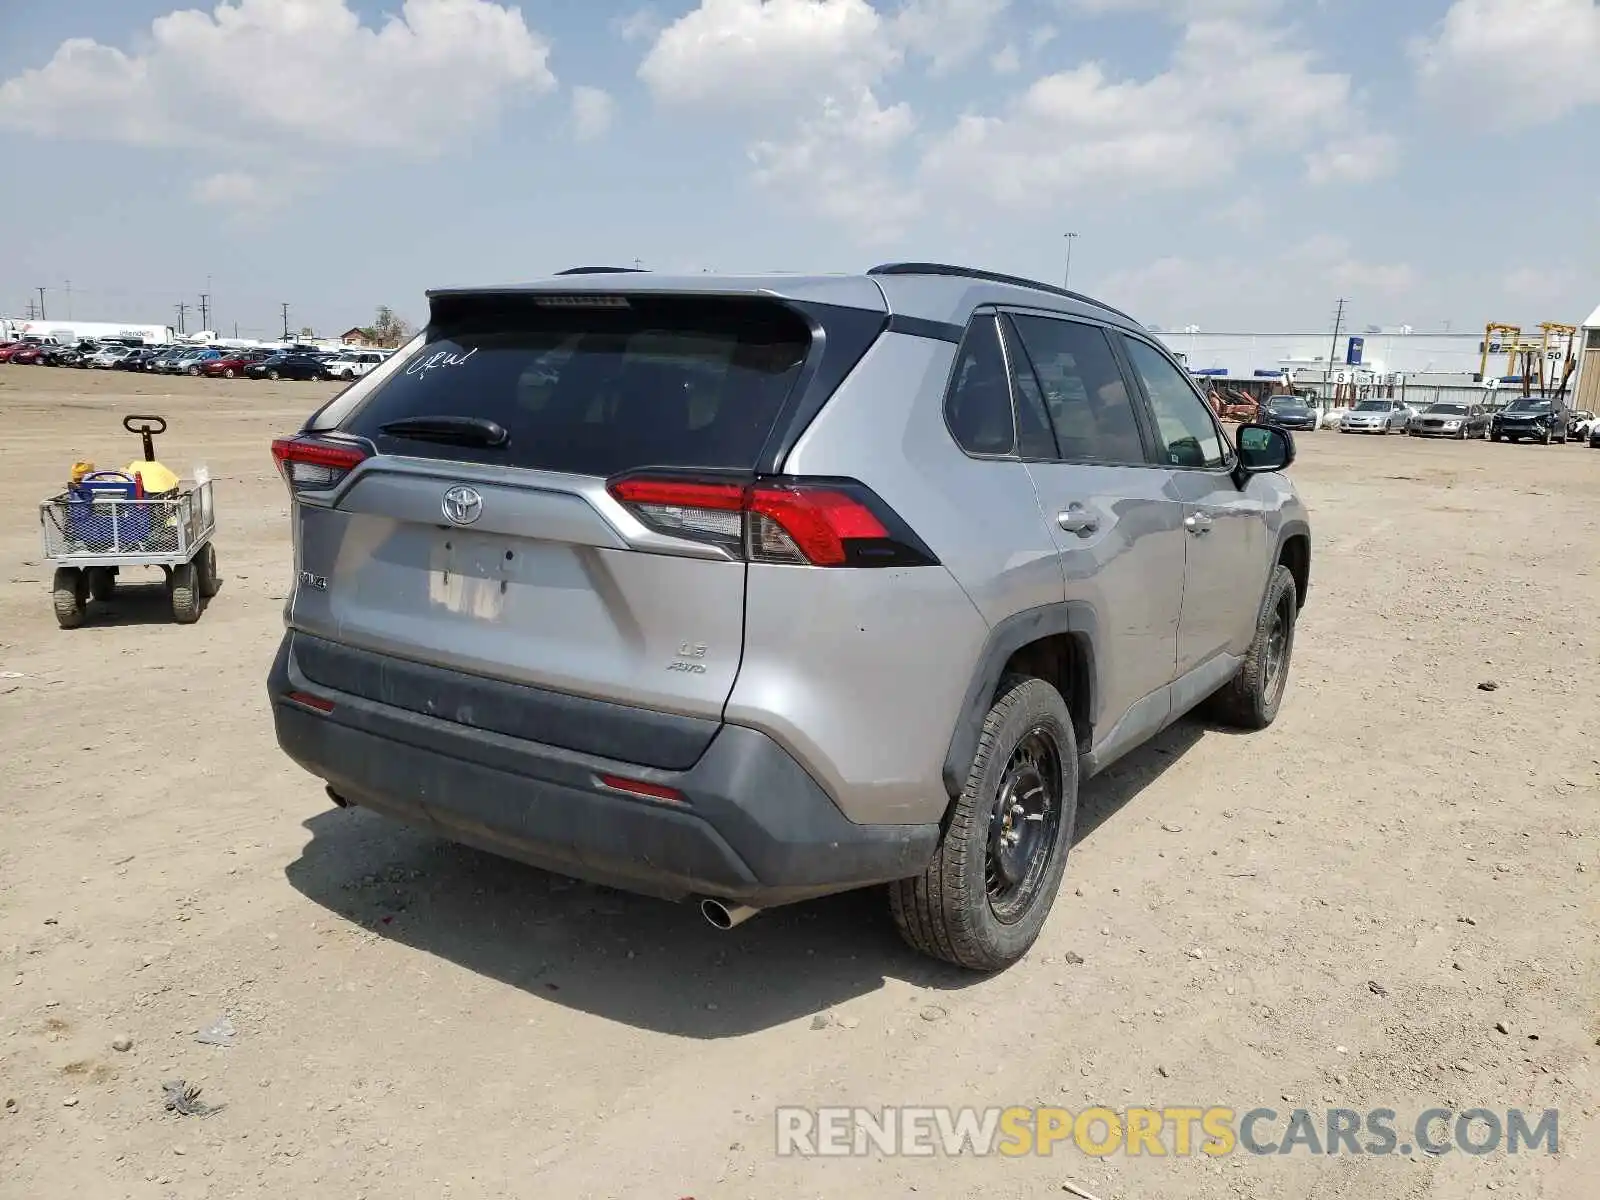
[379, 415, 509, 448]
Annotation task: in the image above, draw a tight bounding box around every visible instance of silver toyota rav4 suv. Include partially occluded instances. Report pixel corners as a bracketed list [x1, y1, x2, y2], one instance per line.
[268, 263, 1310, 972]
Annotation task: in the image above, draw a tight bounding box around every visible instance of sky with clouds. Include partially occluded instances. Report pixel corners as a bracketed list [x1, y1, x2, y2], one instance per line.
[0, 0, 1595, 340]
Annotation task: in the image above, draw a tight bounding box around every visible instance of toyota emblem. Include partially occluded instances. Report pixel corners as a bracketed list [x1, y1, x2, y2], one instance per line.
[441, 485, 484, 526]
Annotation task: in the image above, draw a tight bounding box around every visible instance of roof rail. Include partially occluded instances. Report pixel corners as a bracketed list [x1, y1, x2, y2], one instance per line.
[554, 266, 649, 276]
[866, 261, 1136, 324]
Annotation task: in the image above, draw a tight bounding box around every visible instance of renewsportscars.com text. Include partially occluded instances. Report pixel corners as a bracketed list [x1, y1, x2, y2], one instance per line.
[775, 1106, 1559, 1158]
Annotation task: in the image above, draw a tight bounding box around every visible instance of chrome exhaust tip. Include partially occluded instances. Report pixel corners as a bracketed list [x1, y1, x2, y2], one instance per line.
[699, 898, 760, 930]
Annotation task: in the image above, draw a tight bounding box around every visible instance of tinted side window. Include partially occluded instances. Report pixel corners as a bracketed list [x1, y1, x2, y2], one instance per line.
[944, 315, 1016, 456]
[1121, 337, 1229, 469]
[1007, 315, 1146, 465]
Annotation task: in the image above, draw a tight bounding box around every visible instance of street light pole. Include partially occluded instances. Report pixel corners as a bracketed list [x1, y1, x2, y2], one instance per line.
[1063, 232, 1079, 289]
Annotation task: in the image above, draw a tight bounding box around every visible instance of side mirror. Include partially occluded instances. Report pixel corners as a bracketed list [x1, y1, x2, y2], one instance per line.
[1233, 422, 1293, 485]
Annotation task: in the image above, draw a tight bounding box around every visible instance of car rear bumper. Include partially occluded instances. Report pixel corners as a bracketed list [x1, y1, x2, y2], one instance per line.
[268, 633, 939, 907]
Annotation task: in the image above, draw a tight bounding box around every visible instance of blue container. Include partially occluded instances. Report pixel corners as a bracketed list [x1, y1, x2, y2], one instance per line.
[67, 474, 153, 548]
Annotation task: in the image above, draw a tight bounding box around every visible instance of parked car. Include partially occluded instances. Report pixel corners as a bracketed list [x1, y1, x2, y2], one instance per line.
[1590, 422, 1600, 449]
[267, 263, 1312, 971]
[248, 352, 327, 381]
[147, 348, 190, 373]
[1490, 394, 1568, 444]
[200, 352, 264, 379]
[1260, 395, 1317, 432]
[10, 344, 47, 364]
[118, 348, 161, 370]
[1408, 401, 1490, 440]
[1566, 410, 1595, 441]
[0, 342, 20, 362]
[41, 345, 87, 367]
[174, 349, 224, 375]
[1338, 398, 1411, 433]
[322, 349, 388, 380]
[87, 345, 136, 369]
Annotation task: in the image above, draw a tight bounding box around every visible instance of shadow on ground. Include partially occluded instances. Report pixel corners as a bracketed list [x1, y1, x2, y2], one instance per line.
[57, 577, 223, 628]
[284, 718, 1207, 1038]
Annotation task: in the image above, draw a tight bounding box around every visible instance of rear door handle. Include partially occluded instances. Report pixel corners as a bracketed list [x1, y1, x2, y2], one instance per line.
[1185, 513, 1213, 536]
[1057, 506, 1099, 536]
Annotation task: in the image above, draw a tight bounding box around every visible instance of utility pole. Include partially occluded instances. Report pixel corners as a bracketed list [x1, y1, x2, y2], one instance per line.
[281, 303, 291, 341]
[633, 258, 643, 270]
[1325, 298, 1346, 399]
[175, 301, 188, 335]
[24, 299, 36, 321]
[36, 287, 47, 320]
[1063, 232, 1079, 289]
[198, 293, 210, 333]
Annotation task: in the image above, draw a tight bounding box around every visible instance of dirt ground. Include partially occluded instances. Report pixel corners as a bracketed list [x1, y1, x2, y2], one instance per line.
[0, 365, 1595, 1200]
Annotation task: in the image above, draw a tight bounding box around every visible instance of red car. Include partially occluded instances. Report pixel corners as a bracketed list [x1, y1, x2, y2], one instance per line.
[0, 342, 27, 362]
[9, 344, 47, 364]
[200, 353, 256, 379]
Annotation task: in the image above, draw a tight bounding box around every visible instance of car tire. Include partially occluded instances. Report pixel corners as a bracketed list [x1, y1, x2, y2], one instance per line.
[169, 562, 202, 624]
[223, 368, 235, 378]
[53, 567, 88, 629]
[187, 366, 200, 376]
[1542, 428, 1552, 445]
[1491, 432, 1502, 442]
[1203, 564, 1298, 731]
[889, 675, 1078, 973]
[267, 369, 280, 381]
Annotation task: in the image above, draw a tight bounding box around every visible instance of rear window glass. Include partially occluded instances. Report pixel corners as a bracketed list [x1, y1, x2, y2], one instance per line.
[342, 295, 812, 475]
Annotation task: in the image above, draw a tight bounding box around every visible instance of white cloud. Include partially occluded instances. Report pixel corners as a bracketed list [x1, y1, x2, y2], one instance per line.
[1412, 0, 1600, 129]
[1307, 131, 1400, 184]
[613, 6, 664, 43]
[1095, 236, 1418, 328]
[920, 18, 1393, 206]
[749, 86, 918, 240]
[638, 0, 895, 110]
[0, 0, 555, 156]
[893, 0, 1011, 74]
[1505, 265, 1579, 301]
[1061, 0, 1281, 16]
[990, 43, 1021, 74]
[191, 169, 311, 221]
[570, 85, 616, 141]
[1211, 195, 1267, 231]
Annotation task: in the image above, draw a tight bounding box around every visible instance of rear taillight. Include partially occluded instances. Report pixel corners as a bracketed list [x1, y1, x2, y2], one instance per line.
[607, 475, 937, 568]
[271, 435, 369, 493]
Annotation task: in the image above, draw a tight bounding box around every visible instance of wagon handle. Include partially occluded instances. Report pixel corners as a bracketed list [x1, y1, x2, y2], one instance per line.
[123, 414, 167, 462]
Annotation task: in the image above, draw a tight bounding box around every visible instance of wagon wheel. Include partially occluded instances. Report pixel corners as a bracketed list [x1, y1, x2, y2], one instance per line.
[170, 561, 202, 624]
[85, 566, 116, 601]
[196, 543, 221, 598]
[53, 568, 89, 629]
